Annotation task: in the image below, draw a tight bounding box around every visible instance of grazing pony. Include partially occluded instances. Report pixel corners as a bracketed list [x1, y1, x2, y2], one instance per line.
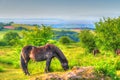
[92, 49, 100, 56]
[115, 49, 120, 55]
[20, 44, 69, 75]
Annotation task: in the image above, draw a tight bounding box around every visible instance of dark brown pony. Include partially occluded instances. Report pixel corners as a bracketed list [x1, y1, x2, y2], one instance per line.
[92, 49, 100, 56]
[20, 44, 69, 75]
[115, 49, 120, 55]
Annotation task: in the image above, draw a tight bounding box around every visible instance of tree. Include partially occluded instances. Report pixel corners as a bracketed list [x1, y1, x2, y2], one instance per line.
[95, 17, 120, 51]
[21, 25, 54, 46]
[79, 30, 96, 53]
[40, 24, 54, 44]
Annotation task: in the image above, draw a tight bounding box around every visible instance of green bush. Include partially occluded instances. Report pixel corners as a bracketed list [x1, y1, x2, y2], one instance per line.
[79, 30, 96, 53]
[3, 31, 20, 46]
[0, 40, 7, 46]
[95, 17, 120, 51]
[59, 36, 72, 44]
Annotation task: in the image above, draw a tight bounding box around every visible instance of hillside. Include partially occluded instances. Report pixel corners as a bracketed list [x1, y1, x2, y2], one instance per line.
[0, 18, 95, 29]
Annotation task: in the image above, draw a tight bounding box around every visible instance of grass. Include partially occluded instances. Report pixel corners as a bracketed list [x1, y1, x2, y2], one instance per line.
[0, 66, 4, 72]
[0, 43, 120, 79]
[0, 69, 29, 80]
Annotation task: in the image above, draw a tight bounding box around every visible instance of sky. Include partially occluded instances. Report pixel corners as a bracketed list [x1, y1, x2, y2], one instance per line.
[0, 0, 120, 20]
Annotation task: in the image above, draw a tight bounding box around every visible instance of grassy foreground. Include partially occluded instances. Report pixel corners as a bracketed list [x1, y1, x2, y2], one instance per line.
[0, 43, 120, 80]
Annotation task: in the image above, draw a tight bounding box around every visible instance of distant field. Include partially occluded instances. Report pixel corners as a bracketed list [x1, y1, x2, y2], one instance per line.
[53, 28, 81, 32]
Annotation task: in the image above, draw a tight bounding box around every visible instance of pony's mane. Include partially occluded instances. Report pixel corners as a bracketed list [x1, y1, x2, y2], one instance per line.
[45, 44, 68, 62]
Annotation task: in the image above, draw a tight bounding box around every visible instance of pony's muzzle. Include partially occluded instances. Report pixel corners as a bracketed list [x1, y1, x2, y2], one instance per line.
[63, 66, 69, 71]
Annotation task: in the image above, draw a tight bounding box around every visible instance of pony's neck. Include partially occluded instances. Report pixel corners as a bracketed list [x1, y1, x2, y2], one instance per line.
[46, 44, 68, 63]
[55, 51, 68, 64]
[56, 55, 67, 63]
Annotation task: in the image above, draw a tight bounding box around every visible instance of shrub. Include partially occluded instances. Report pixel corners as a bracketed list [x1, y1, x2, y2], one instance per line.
[3, 31, 20, 46]
[79, 30, 96, 53]
[59, 36, 72, 44]
[0, 40, 7, 46]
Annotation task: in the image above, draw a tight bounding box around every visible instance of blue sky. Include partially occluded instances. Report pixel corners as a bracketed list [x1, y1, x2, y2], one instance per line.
[0, 0, 120, 20]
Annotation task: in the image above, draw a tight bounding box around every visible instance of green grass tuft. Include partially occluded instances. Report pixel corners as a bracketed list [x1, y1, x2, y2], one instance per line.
[0, 66, 4, 72]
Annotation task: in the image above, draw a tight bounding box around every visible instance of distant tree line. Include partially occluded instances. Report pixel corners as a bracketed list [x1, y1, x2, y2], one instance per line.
[0, 22, 14, 30]
[53, 30, 79, 42]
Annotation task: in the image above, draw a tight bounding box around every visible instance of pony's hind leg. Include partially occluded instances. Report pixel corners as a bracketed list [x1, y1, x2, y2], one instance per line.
[20, 55, 30, 75]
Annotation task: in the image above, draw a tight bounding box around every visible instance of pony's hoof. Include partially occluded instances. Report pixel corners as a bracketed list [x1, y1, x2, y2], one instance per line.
[27, 74, 30, 76]
[44, 72, 48, 74]
[44, 71, 49, 73]
[44, 69, 50, 73]
[25, 73, 30, 76]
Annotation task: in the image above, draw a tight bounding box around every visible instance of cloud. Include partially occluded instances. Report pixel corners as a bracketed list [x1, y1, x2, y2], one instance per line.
[0, 0, 120, 20]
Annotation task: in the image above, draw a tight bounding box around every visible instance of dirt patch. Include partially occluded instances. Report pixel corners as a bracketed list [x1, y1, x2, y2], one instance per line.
[31, 66, 111, 80]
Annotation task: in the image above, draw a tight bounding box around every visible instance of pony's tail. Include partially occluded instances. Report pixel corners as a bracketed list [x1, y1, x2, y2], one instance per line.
[20, 46, 33, 63]
[20, 54, 26, 70]
[20, 46, 32, 75]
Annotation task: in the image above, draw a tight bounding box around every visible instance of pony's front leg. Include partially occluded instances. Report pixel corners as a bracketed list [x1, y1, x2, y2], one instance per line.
[45, 58, 52, 73]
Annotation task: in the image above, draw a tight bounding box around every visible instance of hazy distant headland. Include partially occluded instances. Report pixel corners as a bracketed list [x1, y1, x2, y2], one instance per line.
[0, 18, 95, 29]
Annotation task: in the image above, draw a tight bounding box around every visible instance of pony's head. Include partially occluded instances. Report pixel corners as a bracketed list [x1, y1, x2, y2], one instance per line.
[61, 62, 69, 70]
